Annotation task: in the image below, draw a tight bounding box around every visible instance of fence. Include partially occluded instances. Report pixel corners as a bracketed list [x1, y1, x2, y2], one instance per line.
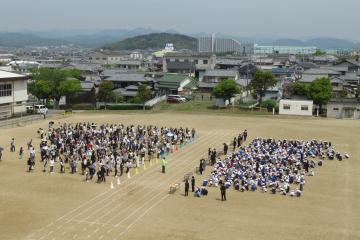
[0, 115, 44, 129]
[96, 95, 167, 110]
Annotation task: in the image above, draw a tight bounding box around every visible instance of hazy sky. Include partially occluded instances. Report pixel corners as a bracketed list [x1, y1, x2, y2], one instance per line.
[1, 0, 359, 40]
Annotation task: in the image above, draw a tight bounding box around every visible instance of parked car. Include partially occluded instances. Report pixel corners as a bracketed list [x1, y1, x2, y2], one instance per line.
[167, 95, 187, 103]
[28, 105, 48, 114]
[26, 106, 34, 113]
[180, 95, 192, 101]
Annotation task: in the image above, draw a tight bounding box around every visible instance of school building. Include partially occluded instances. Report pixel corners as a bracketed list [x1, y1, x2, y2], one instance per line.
[0, 70, 29, 118]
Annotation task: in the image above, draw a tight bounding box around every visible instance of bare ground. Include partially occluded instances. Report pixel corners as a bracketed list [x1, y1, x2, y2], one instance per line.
[0, 112, 359, 240]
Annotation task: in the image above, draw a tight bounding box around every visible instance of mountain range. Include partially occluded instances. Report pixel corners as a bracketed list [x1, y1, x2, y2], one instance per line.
[0, 28, 359, 50]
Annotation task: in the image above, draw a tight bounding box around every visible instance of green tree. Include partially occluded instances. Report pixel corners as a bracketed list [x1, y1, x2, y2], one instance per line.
[64, 69, 82, 80]
[356, 83, 360, 99]
[314, 50, 326, 56]
[114, 92, 124, 103]
[30, 68, 81, 108]
[28, 79, 53, 103]
[58, 80, 81, 106]
[213, 79, 241, 101]
[307, 77, 332, 111]
[260, 99, 278, 110]
[97, 81, 115, 104]
[133, 84, 152, 104]
[249, 71, 277, 104]
[292, 81, 309, 96]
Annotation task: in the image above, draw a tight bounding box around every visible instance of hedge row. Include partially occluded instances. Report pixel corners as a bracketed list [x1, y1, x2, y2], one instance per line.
[101, 104, 152, 110]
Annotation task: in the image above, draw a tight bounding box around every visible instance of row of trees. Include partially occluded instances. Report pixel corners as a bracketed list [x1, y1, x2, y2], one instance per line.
[212, 71, 340, 112]
[29, 68, 153, 109]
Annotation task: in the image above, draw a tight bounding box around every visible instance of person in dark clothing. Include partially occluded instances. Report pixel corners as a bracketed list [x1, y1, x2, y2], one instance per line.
[120, 161, 124, 176]
[233, 138, 237, 151]
[191, 176, 195, 192]
[184, 180, 189, 196]
[223, 143, 228, 155]
[199, 160, 204, 175]
[10, 138, 15, 152]
[220, 183, 226, 201]
[243, 130, 248, 141]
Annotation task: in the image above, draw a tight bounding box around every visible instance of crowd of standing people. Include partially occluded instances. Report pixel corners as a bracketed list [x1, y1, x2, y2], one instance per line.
[20, 122, 196, 183]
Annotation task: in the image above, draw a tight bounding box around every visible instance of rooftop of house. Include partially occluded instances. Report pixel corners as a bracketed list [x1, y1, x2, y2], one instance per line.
[216, 59, 243, 66]
[67, 63, 103, 72]
[342, 72, 360, 81]
[118, 60, 142, 66]
[319, 66, 349, 73]
[303, 68, 341, 75]
[104, 73, 152, 82]
[157, 74, 196, 89]
[298, 74, 328, 83]
[0, 70, 28, 81]
[346, 59, 360, 67]
[204, 69, 238, 77]
[166, 61, 196, 71]
[164, 52, 215, 58]
[296, 62, 319, 69]
[271, 68, 295, 74]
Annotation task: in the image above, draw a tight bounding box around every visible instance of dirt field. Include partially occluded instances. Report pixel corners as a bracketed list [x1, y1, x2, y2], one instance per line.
[0, 112, 359, 240]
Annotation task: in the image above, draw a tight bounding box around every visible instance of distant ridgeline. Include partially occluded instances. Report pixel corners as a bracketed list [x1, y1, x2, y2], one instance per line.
[103, 33, 197, 51]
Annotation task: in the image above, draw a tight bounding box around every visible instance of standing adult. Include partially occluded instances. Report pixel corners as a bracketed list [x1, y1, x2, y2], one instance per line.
[223, 143, 228, 155]
[199, 160, 204, 175]
[191, 176, 195, 192]
[10, 138, 15, 152]
[184, 180, 189, 196]
[161, 157, 168, 173]
[220, 183, 227, 201]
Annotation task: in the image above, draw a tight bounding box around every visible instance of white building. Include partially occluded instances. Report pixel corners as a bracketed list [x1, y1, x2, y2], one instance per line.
[254, 44, 317, 55]
[0, 70, 29, 118]
[198, 36, 241, 53]
[279, 100, 313, 116]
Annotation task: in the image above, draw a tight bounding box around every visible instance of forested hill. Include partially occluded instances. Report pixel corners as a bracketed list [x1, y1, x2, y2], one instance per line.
[103, 33, 197, 50]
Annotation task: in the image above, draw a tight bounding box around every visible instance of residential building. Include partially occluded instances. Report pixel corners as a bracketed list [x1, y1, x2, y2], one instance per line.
[0, 70, 29, 118]
[271, 68, 296, 80]
[279, 99, 313, 116]
[66, 81, 96, 107]
[199, 69, 239, 92]
[86, 51, 123, 65]
[202, 69, 239, 83]
[118, 60, 142, 70]
[298, 68, 341, 84]
[113, 85, 152, 101]
[104, 72, 153, 89]
[156, 74, 197, 95]
[335, 59, 360, 72]
[327, 99, 360, 119]
[163, 52, 216, 79]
